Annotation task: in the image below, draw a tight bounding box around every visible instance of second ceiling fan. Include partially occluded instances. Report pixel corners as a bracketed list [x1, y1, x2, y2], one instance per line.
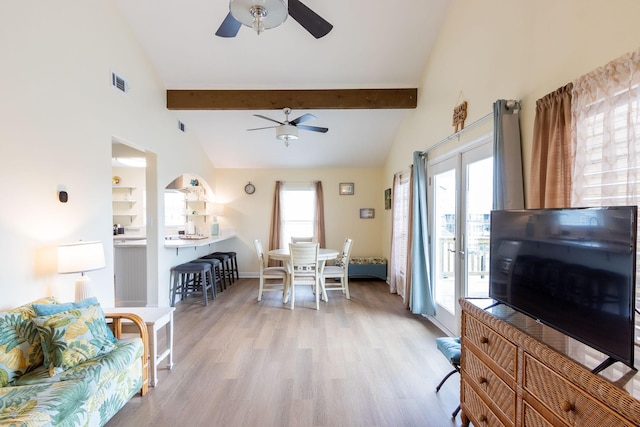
[248, 108, 328, 146]
[216, 0, 333, 39]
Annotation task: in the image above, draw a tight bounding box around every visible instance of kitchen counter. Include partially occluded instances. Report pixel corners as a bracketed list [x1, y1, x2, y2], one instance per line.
[113, 232, 235, 249]
[163, 232, 235, 248]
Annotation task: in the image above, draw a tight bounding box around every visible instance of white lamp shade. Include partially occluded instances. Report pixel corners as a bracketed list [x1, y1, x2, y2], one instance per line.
[58, 241, 106, 274]
[276, 124, 299, 140]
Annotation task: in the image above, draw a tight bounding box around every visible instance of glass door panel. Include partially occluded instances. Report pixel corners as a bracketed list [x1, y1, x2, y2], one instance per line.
[428, 137, 493, 335]
[433, 168, 457, 315]
[463, 156, 493, 299]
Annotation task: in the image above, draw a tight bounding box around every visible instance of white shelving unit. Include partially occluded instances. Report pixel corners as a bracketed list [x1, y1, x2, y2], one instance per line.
[184, 186, 212, 229]
[113, 186, 137, 224]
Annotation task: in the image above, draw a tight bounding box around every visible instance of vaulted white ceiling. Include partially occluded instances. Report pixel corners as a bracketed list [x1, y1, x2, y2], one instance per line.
[113, 0, 451, 168]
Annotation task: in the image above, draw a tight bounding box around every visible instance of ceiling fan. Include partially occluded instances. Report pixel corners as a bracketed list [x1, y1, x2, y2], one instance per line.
[248, 107, 328, 146]
[216, 0, 333, 39]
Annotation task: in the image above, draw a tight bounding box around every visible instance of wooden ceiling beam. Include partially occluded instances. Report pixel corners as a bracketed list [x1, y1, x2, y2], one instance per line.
[166, 88, 417, 110]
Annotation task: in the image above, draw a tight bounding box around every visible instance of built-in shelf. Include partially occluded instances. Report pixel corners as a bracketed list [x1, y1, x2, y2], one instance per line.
[112, 185, 135, 193]
[112, 186, 137, 225]
[113, 213, 137, 220]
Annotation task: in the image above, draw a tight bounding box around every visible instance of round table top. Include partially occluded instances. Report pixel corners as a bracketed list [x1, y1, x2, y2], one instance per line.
[268, 248, 339, 261]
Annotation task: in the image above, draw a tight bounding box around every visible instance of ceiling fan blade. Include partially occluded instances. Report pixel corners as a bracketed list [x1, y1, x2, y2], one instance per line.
[215, 12, 242, 38]
[247, 126, 278, 131]
[290, 113, 317, 125]
[297, 124, 328, 133]
[288, 0, 333, 39]
[254, 114, 285, 125]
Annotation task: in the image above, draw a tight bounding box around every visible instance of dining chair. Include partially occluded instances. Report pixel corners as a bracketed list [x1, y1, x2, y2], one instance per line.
[254, 239, 288, 302]
[288, 242, 321, 310]
[291, 236, 314, 243]
[321, 238, 353, 300]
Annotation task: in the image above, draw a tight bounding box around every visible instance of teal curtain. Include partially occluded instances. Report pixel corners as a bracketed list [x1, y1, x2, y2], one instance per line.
[410, 151, 436, 315]
[493, 100, 525, 210]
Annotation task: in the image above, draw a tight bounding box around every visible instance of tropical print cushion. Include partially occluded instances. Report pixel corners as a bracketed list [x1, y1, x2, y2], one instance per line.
[0, 297, 56, 387]
[33, 298, 116, 343]
[3, 338, 144, 426]
[32, 305, 115, 377]
[32, 297, 99, 317]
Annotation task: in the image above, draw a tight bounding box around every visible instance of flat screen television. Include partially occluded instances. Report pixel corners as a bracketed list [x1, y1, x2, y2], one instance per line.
[489, 206, 637, 372]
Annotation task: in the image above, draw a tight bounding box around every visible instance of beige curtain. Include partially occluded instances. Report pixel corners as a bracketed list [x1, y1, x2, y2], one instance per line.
[530, 83, 573, 208]
[314, 181, 326, 248]
[389, 172, 401, 295]
[572, 48, 640, 207]
[405, 165, 414, 310]
[268, 181, 283, 267]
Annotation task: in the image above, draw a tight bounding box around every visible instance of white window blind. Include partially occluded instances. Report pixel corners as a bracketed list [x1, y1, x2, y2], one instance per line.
[573, 91, 640, 207]
[572, 49, 640, 346]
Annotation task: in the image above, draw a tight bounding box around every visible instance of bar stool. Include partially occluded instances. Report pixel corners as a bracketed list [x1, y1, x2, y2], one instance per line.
[170, 262, 214, 306]
[192, 257, 224, 293]
[214, 251, 239, 282]
[202, 253, 233, 288]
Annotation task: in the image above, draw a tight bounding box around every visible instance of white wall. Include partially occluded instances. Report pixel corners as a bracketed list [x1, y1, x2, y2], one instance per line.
[382, 0, 640, 263]
[0, 1, 215, 309]
[213, 168, 385, 277]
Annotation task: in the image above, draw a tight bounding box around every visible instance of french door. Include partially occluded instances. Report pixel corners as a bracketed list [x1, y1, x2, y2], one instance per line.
[428, 137, 493, 335]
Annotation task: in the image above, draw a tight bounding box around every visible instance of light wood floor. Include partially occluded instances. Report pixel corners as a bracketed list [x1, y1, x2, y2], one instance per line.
[106, 279, 465, 427]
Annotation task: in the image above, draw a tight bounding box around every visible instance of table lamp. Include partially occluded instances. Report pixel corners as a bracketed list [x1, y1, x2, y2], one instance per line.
[58, 241, 106, 301]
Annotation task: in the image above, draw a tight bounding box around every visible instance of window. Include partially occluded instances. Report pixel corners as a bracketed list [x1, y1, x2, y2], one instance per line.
[573, 89, 640, 207]
[281, 183, 316, 246]
[571, 49, 640, 344]
[164, 191, 186, 227]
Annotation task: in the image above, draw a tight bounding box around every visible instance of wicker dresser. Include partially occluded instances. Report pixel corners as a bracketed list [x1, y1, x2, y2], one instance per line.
[459, 298, 640, 426]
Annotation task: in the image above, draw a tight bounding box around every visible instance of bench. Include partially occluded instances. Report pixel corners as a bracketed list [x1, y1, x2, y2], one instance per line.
[348, 257, 387, 280]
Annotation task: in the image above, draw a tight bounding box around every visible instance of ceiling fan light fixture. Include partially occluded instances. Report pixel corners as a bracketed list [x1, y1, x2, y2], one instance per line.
[230, 0, 288, 35]
[250, 6, 266, 34]
[276, 124, 299, 144]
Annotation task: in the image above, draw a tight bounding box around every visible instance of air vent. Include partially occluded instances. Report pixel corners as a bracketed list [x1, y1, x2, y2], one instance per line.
[111, 72, 128, 93]
[178, 120, 186, 132]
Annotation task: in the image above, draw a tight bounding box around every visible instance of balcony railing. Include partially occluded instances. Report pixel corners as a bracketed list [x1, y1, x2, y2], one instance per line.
[437, 237, 489, 278]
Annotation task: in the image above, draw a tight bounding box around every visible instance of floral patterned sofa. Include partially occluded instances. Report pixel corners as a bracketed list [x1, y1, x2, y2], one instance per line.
[0, 297, 148, 426]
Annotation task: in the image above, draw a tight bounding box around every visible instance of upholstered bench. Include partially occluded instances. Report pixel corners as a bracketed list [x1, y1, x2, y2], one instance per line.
[348, 257, 387, 280]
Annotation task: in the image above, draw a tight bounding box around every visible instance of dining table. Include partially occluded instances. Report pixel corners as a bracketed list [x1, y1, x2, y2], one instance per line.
[267, 247, 339, 302]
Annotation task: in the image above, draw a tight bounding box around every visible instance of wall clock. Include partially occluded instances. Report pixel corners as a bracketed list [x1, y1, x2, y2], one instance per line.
[244, 182, 255, 195]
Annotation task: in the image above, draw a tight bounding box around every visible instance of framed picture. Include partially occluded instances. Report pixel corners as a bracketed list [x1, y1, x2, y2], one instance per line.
[339, 182, 354, 195]
[360, 208, 375, 219]
[384, 188, 391, 210]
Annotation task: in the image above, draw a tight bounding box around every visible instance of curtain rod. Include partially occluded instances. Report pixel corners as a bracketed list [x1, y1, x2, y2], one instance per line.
[420, 111, 493, 156]
[419, 100, 521, 157]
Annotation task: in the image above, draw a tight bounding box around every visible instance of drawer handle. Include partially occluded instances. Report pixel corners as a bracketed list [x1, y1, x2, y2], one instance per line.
[479, 376, 488, 385]
[479, 414, 488, 423]
[561, 401, 575, 412]
[479, 336, 489, 344]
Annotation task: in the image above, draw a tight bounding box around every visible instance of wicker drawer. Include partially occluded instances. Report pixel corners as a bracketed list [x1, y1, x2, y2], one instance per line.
[524, 355, 628, 426]
[462, 380, 508, 427]
[462, 348, 515, 420]
[523, 402, 553, 427]
[464, 315, 516, 379]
